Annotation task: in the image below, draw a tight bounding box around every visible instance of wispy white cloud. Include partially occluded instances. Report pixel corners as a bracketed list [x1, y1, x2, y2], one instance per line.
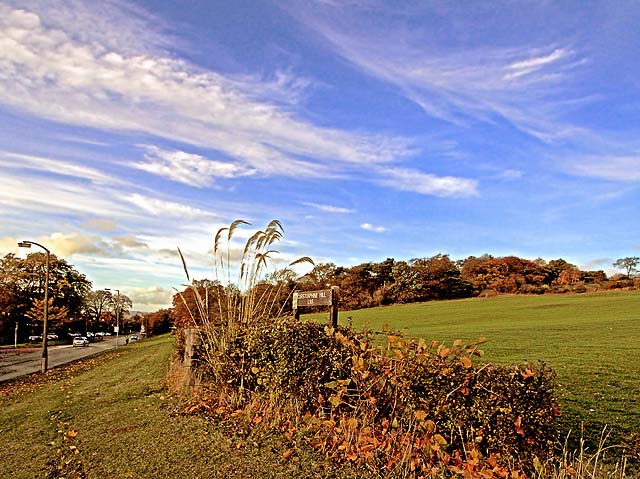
[361, 223, 386, 233]
[1, 150, 115, 184]
[123, 193, 218, 219]
[290, 5, 585, 141]
[0, 2, 481, 199]
[302, 202, 355, 214]
[132, 145, 256, 187]
[567, 155, 640, 181]
[504, 48, 570, 80]
[0, 3, 413, 177]
[377, 167, 478, 197]
[0, 169, 129, 218]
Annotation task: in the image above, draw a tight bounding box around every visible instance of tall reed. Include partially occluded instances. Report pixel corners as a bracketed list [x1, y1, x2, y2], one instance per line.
[175, 219, 313, 386]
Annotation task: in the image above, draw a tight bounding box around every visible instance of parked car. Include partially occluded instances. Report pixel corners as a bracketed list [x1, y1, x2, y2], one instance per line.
[129, 334, 140, 342]
[72, 336, 89, 347]
[28, 335, 42, 342]
[47, 334, 58, 340]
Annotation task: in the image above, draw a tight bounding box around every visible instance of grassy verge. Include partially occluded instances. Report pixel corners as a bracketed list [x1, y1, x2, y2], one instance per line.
[305, 290, 640, 448]
[0, 335, 357, 479]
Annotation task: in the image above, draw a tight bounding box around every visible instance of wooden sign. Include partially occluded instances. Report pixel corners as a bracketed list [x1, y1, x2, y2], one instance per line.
[293, 287, 339, 327]
[293, 289, 332, 308]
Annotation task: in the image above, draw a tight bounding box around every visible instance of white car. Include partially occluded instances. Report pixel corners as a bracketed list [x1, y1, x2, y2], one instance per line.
[73, 336, 89, 347]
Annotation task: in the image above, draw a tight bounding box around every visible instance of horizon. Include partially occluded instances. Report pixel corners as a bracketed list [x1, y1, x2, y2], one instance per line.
[1, 1, 638, 311]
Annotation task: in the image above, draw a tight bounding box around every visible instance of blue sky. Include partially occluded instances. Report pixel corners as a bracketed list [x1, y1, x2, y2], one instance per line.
[1, 0, 638, 310]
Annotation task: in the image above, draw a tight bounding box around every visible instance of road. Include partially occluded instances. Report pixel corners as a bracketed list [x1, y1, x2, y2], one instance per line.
[0, 337, 126, 382]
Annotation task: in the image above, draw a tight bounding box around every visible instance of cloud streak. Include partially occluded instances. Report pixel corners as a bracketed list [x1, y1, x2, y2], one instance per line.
[0, 2, 475, 197]
[377, 167, 478, 198]
[290, 4, 586, 141]
[133, 145, 256, 187]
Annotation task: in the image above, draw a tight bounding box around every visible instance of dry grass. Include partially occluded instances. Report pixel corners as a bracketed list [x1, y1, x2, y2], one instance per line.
[534, 427, 634, 479]
[175, 219, 312, 384]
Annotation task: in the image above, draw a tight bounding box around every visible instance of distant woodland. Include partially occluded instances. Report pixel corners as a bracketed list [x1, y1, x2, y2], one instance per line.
[170, 255, 639, 326]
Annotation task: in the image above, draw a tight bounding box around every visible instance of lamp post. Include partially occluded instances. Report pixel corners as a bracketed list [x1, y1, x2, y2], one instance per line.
[105, 288, 120, 348]
[18, 240, 50, 373]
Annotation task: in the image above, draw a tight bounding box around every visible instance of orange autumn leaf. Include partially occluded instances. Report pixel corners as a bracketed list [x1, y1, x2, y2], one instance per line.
[514, 417, 525, 436]
[460, 356, 473, 369]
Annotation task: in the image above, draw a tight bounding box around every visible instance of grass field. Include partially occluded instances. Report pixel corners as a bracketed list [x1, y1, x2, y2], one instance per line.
[306, 290, 640, 448]
[0, 335, 364, 479]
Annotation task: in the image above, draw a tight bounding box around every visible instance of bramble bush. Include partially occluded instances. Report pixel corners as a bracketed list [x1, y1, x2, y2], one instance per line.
[186, 318, 559, 477]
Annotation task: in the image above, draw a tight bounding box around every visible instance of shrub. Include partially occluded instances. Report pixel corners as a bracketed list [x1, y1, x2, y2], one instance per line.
[186, 318, 560, 476]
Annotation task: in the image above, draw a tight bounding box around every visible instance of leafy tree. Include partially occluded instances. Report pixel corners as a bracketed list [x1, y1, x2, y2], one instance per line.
[0, 252, 92, 340]
[545, 259, 578, 285]
[461, 256, 546, 293]
[106, 291, 133, 330]
[613, 257, 639, 278]
[172, 279, 228, 328]
[84, 290, 111, 332]
[410, 254, 472, 301]
[334, 262, 379, 310]
[144, 308, 175, 335]
[301, 263, 337, 290]
[26, 297, 69, 333]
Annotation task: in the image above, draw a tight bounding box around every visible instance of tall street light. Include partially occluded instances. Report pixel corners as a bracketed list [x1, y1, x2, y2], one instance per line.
[18, 240, 50, 373]
[105, 288, 120, 348]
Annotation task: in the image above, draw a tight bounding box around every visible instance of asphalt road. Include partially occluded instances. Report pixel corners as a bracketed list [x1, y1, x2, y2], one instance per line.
[0, 336, 126, 382]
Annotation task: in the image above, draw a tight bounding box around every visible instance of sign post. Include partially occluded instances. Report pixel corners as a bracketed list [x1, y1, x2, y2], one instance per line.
[293, 286, 339, 328]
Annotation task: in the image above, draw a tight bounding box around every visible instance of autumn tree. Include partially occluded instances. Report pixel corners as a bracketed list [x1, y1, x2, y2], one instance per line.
[26, 297, 69, 333]
[613, 257, 639, 278]
[0, 252, 91, 340]
[461, 255, 546, 294]
[300, 263, 337, 290]
[410, 254, 472, 300]
[144, 308, 175, 335]
[106, 291, 133, 330]
[84, 290, 111, 333]
[335, 263, 380, 310]
[172, 279, 228, 328]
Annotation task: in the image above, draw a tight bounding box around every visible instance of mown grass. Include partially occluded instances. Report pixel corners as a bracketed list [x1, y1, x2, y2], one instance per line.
[0, 335, 359, 479]
[306, 290, 640, 449]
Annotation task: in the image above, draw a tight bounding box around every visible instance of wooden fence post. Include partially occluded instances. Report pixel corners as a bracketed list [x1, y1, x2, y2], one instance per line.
[330, 286, 339, 328]
[183, 328, 200, 369]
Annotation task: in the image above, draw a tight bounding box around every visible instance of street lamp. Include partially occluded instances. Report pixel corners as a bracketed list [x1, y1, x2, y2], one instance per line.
[18, 240, 50, 373]
[105, 288, 120, 348]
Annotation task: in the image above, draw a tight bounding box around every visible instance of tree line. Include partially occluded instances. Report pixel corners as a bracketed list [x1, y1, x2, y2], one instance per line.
[169, 255, 638, 325]
[0, 252, 137, 343]
[4, 250, 637, 342]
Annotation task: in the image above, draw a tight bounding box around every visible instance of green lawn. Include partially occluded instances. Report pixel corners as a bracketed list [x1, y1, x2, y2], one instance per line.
[0, 335, 360, 479]
[306, 290, 640, 447]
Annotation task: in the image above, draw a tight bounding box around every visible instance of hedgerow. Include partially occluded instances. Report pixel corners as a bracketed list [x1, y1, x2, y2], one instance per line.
[173, 221, 561, 477]
[184, 318, 559, 477]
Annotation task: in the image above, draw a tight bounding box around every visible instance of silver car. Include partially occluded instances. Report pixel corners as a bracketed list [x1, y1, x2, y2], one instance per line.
[72, 336, 89, 347]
